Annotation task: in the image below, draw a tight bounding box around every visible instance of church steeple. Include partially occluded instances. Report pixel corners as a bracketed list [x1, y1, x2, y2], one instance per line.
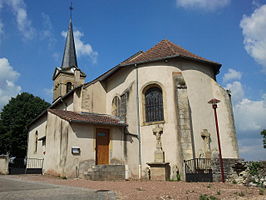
[61, 18, 78, 69]
[52, 4, 86, 101]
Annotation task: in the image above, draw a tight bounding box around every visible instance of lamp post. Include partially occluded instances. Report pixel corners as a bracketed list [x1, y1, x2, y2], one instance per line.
[208, 98, 225, 183]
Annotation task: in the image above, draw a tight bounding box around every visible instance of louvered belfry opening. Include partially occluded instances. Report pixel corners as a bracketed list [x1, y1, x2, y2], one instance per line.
[145, 87, 164, 122]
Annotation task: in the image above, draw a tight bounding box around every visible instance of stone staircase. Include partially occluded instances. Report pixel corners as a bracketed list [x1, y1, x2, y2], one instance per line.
[84, 165, 125, 181]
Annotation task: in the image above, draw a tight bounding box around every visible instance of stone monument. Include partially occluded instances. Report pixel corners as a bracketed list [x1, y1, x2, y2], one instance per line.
[147, 125, 170, 181]
[201, 129, 211, 159]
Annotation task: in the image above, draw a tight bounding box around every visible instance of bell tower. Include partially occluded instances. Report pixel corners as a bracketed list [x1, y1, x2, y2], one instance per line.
[52, 6, 86, 101]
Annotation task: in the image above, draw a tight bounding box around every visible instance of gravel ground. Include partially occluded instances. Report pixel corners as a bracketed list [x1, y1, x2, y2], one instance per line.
[8, 175, 266, 200]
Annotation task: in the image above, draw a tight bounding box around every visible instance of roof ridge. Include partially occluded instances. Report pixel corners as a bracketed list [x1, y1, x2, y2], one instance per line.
[164, 40, 178, 55]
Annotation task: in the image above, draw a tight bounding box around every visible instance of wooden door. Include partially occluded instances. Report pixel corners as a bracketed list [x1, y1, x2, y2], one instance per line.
[96, 128, 110, 165]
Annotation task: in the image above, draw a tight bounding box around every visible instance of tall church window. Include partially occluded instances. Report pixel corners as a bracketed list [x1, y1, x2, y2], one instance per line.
[112, 96, 121, 117]
[34, 131, 38, 153]
[145, 86, 164, 122]
[66, 82, 72, 93]
[120, 93, 128, 122]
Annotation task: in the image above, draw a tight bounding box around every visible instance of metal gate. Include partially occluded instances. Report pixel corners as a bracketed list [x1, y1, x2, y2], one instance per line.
[184, 158, 213, 182]
[9, 158, 43, 174]
[9, 158, 26, 174]
[26, 158, 44, 174]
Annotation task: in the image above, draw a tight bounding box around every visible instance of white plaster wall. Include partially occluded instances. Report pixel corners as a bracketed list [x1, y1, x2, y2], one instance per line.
[105, 62, 183, 177]
[81, 82, 106, 114]
[43, 113, 67, 176]
[27, 115, 47, 159]
[65, 123, 95, 177]
[181, 62, 219, 158]
[0, 156, 9, 174]
[64, 125, 125, 178]
[53, 95, 74, 111]
[137, 63, 181, 170]
[105, 67, 139, 177]
[211, 81, 239, 158]
[103, 59, 238, 178]
[181, 61, 238, 159]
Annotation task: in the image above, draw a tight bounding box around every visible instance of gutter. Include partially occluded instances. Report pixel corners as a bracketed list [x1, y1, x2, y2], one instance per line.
[69, 120, 127, 127]
[135, 64, 142, 179]
[120, 54, 221, 75]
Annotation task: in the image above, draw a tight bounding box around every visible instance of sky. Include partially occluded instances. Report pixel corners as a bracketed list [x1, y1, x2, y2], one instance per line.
[0, 0, 265, 161]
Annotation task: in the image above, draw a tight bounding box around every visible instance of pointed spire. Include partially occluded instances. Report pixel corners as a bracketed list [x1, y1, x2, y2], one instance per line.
[61, 16, 78, 69]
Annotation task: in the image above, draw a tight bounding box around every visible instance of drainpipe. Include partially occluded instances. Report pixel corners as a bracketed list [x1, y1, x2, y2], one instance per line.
[135, 64, 142, 179]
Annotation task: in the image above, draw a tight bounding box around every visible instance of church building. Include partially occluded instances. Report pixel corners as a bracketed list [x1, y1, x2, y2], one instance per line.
[27, 17, 239, 180]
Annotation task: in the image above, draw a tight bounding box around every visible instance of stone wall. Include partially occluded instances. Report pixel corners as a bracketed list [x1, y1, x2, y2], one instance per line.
[85, 165, 125, 181]
[227, 160, 266, 187]
[0, 155, 9, 175]
[212, 158, 241, 182]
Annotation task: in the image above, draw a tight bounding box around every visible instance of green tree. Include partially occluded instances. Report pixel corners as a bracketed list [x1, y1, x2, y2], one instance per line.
[261, 129, 266, 148]
[0, 92, 50, 157]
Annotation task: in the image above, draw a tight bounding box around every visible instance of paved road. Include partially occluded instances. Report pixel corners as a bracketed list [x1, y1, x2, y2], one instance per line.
[0, 176, 116, 200]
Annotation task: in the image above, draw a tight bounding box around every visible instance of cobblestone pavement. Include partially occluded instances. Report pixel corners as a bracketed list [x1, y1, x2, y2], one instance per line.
[0, 176, 116, 200]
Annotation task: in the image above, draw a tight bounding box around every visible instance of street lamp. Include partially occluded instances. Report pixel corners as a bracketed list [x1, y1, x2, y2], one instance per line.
[208, 98, 225, 183]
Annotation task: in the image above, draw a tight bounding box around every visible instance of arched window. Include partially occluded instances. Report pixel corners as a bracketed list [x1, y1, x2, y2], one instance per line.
[145, 87, 164, 122]
[34, 131, 38, 153]
[112, 96, 121, 117]
[66, 82, 72, 93]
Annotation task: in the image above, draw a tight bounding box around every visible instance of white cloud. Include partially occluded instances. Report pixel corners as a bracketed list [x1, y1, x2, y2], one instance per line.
[224, 77, 265, 132]
[240, 4, 266, 72]
[4, 0, 35, 39]
[225, 81, 244, 104]
[61, 30, 98, 64]
[0, 58, 21, 110]
[252, 0, 263, 8]
[176, 0, 230, 11]
[223, 68, 242, 83]
[222, 69, 266, 160]
[40, 13, 55, 47]
[239, 138, 266, 160]
[234, 96, 266, 132]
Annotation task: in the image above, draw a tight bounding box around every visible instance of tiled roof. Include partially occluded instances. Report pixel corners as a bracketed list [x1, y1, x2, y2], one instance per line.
[48, 109, 127, 127]
[121, 40, 220, 66]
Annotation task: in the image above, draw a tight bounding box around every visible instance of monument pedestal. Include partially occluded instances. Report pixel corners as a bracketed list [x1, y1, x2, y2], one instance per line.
[147, 162, 170, 181]
[154, 150, 165, 163]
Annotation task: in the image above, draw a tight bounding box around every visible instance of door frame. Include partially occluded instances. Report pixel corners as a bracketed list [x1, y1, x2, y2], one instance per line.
[95, 128, 110, 165]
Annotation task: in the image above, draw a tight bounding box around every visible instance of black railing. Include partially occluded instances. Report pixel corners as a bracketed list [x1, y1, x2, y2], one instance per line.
[8, 157, 44, 174]
[184, 158, 213, 182]
[184, 158, 212, 173]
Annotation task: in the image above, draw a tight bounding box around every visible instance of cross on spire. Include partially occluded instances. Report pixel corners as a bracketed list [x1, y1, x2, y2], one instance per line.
[61, 1, 78, 69]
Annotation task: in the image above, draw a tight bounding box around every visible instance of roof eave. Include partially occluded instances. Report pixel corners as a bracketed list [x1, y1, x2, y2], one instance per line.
[27, 109, 48, 129]
[119, 54, 221, 75]
[69, 120, 127, 127]
[27, 85, 83, 128]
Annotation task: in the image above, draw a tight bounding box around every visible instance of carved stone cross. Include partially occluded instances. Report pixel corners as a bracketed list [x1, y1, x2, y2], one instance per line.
[201, 129, 211, 158]
[153, 125, 163, 151]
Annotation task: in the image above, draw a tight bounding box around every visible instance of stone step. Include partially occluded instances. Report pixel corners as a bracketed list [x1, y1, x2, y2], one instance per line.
[85, 165, 125, 181]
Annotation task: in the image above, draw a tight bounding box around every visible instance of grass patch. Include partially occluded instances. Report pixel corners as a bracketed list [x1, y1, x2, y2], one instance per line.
[199, 194, 217, 200]
[259, 188, 264, 195]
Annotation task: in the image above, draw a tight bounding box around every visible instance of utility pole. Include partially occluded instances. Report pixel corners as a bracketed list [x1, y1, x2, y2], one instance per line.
[208, 98, 225, 183]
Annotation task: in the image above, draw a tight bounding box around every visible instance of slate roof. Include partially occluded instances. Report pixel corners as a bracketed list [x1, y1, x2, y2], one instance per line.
[120, 40, 221, 69]
[48, 109, 127, 127]
[61, 19, 78, 69]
